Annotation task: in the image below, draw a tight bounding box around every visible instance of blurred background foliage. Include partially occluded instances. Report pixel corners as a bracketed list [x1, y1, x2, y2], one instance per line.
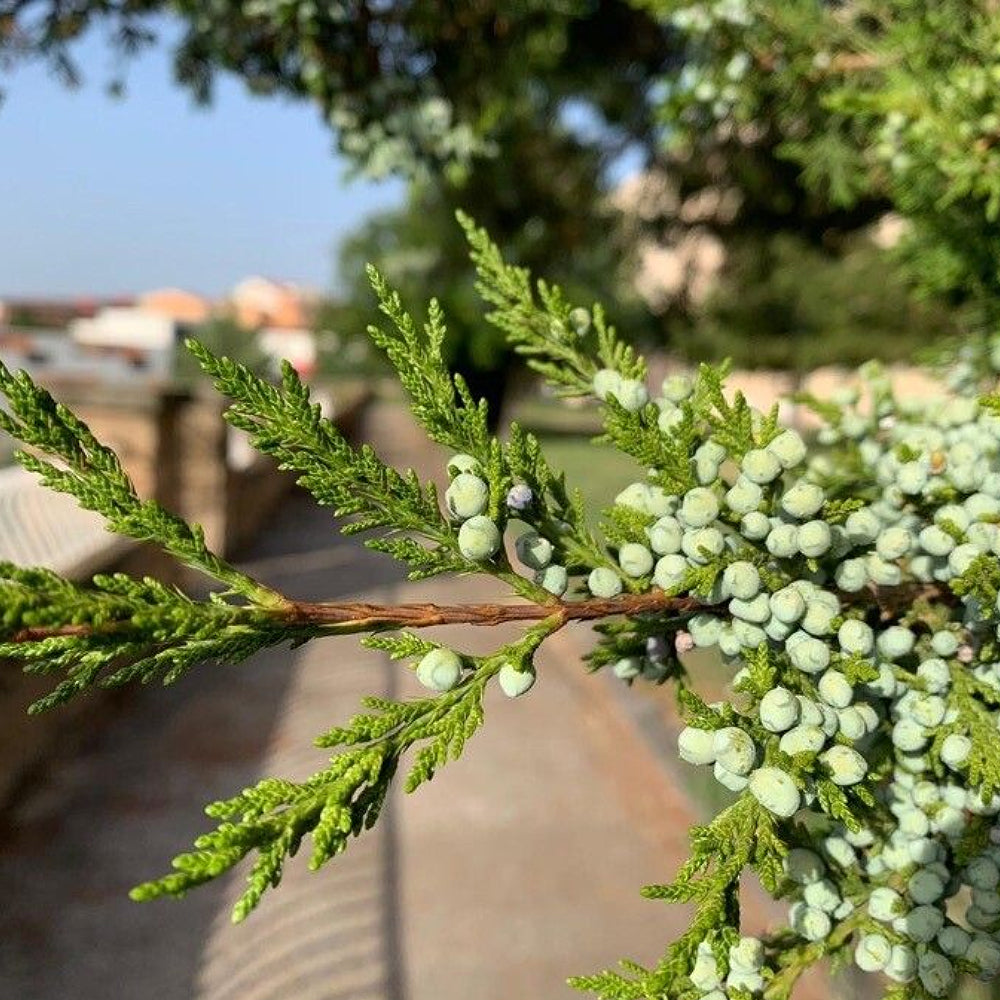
[3, 0, 998, 380]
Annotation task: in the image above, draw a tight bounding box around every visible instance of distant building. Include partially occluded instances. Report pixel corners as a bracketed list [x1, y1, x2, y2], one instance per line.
[229, 276, 316, 330]
[70, 305, 189, 352]
[138, 288, 213, 325]
[228, 276, 319, 376]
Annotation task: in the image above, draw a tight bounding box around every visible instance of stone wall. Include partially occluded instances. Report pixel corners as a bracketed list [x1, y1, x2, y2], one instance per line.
[0, 379, 370, 811]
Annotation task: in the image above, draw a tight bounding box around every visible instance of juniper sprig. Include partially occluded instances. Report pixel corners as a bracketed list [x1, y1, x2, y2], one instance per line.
[7, 220, 1000, 998]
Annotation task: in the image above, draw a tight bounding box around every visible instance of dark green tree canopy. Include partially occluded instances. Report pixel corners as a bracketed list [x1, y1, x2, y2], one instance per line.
[0, 0, 672, 178]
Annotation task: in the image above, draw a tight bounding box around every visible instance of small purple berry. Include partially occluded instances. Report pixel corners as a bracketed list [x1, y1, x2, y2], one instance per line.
[506, 484, 533, 511]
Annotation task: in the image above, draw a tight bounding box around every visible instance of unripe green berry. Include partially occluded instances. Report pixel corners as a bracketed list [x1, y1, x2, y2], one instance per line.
[885, 944, 917, 984]
[855, 933, 891, 972]
[892, 718, 929, 752]
[869, 887, 904, 922]
[729, 936, 764, 971]
[742, 448, 782, 484]
[647, 516, 683, 555]
[908, 869, 946, 905]
[920, 524, 956, 556]
[834, 557, 868, 591]
[779, 724, 825, 756]
[918, 952, 955, 997]
[760, 687, 800, 732]
[876, 525, 914, 560]
[789, 902, 831, 941]
[931, 631, 959, 656]
[798, 520, 832, 557]
[740, 511, 771, 539]
[681, 526, 724, 563]
[781, 481, 825, 519]
[679, 487, 720, 527]
[766, 523, 799, 558]
[713, 760, 750, 792]
[661, 373, 694, 402]
[618, 542, 654, 578]
[941, 733, 971, 769]
[967, 857, 1000, 891]
[612, 378, 649, 412]
[498, 663, 536, 698]
[729, 592, 770, 624]
[787, 633, 831, 674]
[877, 625, 915, 660]
[592, 368, 623, 401]
[587, 567, 623, 598]
[818, 670, 853, 709]
[748, 766, 801, 817]
[784, 848, 825, 884]
[568, 307, 591, 336]
[653, 554, 688, 591]
[722, 560, 761, 600]
[534, 564, 568, 596]
[612, 657, 642, 680]
[770, 586, 806, 624]
[446, 473, 489, 519]
[820, 745, 867, 785]
[458, 515, 502, 561]
[800, 883, 839, 920]
[725, 476, 763, 514]
[678, 726, 717, 765]
[937, 925, 971, 958]
[838, 618, 874, 655]
[767, 429, 807, 468]
[515, 531, 553, 570]
[416, 648, 464, 692]
[713, 727, 756, 775]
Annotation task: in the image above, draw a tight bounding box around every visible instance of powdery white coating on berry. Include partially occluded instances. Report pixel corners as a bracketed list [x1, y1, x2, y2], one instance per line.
[941, 732, 972, 769]
[677, 726, 717, 765]
[712, 727, 756, 775]
[534, 564, 568, 597]
[759, 687, 800, 732]
[767, 429, 807, 468]
[415, 648, 464, 692]
[592, 368, 622, 401]
[748, 766, 801, 817]
[497, 663, 536, 698]
[587, 566, 623, 598]
[742, 447, 782, 484]
[855, 933, 891, 972]
[679, 486, 720, 527]
[647, 516, 683, 555]
[458, 515, 502, 561]
[820, 745, 867, 785]
[661, 372, 694, 403]
[918, 952, 955, 997]
[674, 630, 695, 654]
[445, 473, 489, 520]
[515, 531, 553, 570]
[618, 542, 654, 578]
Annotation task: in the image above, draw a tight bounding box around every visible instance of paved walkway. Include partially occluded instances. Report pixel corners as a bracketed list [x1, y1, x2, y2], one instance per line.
[0, 400, 860, 1000]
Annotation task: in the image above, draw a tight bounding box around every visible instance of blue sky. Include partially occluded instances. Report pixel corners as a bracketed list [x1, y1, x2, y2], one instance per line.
[0, 30, 403, 297]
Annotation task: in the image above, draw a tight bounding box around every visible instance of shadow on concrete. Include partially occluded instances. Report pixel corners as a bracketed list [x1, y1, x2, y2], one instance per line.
[0, 489, 405, 1000]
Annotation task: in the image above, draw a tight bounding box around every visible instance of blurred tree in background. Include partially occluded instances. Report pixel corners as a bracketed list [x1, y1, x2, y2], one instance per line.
[5, 0, 1000, 374]
[641, 0, 1000, 362]
[173, 315, 270, 385]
